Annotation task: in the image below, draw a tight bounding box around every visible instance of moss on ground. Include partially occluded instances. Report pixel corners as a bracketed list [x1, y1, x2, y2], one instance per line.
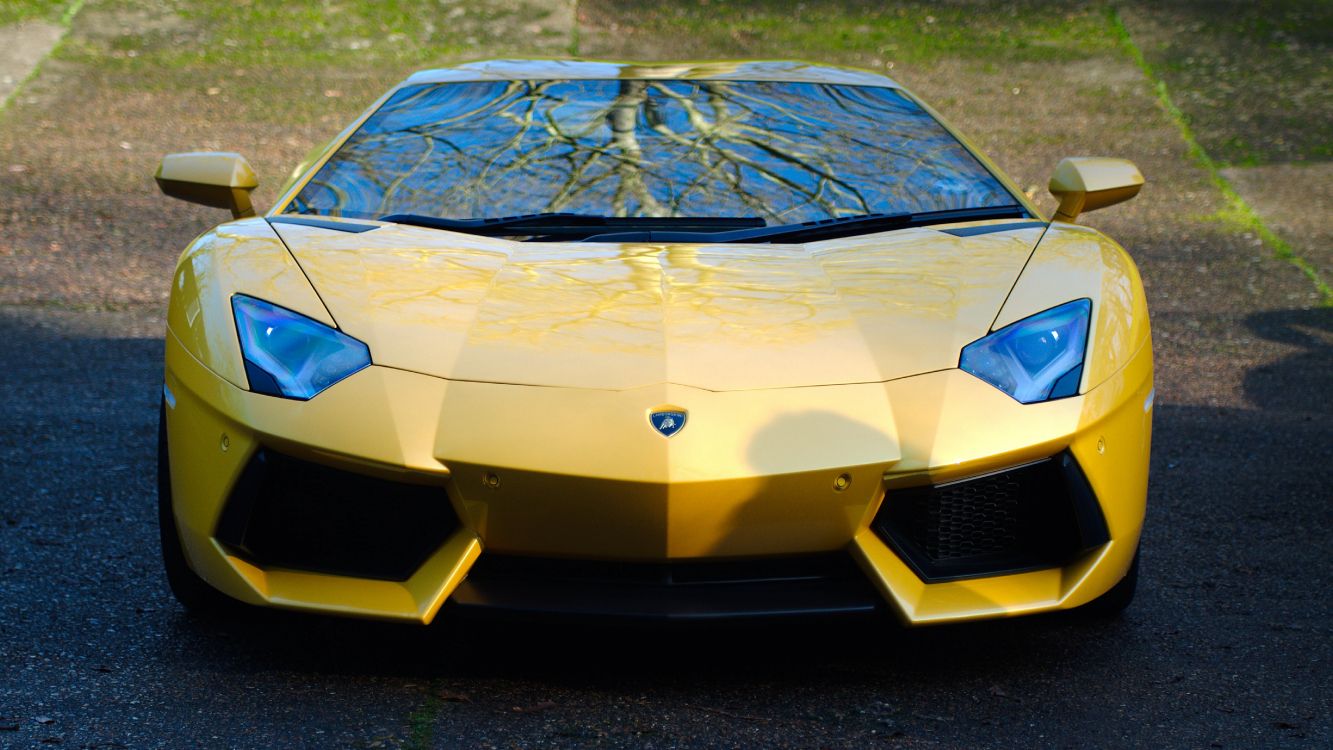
[0, 0, 74, 26]
[1119, 0, 1331, 167]
[581, 0, 1115, 68]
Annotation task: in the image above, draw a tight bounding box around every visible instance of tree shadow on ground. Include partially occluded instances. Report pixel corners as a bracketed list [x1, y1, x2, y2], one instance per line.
[1242, 307, 1332, 414]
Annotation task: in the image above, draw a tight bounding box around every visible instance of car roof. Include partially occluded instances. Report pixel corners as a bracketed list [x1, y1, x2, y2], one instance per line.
[403, 59, 903, 88]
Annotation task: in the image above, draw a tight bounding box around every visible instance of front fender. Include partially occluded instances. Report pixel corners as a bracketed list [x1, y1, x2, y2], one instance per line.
[990, 222, 1151, 393]
[166, 217, 333, 387]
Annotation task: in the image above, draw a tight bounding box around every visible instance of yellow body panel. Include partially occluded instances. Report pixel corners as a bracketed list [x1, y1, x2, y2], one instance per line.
[269, 220, 1045, 391]
[163, 267, 1150, 623]
[160, 60, 1151, 626]
[167, 218, 334, 389]
[155, 152, 259, 219]
[992, 222, 1151, 391]
[1049, 157, 1145, 222]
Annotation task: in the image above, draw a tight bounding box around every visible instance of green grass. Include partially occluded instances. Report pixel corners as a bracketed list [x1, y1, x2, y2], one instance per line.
[45, 0, 577, 128]
[1109, 7, 1331, 306]
[0, 0, 84, 116]
[1120, 0, 1332, 166]
[0, 0, 73, 26]
[584, 0, 1117, 67]
[402, 689, 439, 750]
[60, 0, 569, 70]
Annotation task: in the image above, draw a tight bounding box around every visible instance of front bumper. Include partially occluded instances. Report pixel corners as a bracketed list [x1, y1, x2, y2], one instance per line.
[162, 327, 1152, 625]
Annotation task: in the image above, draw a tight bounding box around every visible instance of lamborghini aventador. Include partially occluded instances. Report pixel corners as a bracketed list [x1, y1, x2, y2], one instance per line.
[155, 60, 1151, 625]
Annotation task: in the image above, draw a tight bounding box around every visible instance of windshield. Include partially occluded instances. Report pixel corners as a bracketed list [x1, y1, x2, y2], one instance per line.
[288, 79, 1017, 224]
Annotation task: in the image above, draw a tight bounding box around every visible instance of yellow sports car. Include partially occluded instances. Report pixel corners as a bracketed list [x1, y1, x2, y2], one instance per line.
[155, 60, 1151, 626]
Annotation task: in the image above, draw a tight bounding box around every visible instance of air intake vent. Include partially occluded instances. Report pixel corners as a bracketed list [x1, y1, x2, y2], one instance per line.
[214, 450, 458, 581]
[873, 453, 1109, 582]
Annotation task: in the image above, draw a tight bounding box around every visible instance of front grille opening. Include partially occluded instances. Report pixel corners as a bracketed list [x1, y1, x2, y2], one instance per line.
[451, 553, 884, 619]
[470, 552, 862, 588]
[215, 450, 458, 581]
[873, 452, 1109, 582]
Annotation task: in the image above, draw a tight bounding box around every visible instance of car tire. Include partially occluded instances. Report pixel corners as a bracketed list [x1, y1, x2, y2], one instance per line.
[158, 402, 239, 616]
[1078, 545, 1140, 618]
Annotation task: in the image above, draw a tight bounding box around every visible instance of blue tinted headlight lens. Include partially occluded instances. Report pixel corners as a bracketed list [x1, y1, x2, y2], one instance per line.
[231, 295, 371, 400]
[960, 299, 1091, 404]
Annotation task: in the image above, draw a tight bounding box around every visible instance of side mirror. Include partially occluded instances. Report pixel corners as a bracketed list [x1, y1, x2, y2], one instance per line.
[155, 152, 258, 219]
[1048, 157, 1143, 223]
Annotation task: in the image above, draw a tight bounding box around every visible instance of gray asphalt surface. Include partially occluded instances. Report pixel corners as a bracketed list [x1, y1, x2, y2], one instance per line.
[0, 298, 1329, 749]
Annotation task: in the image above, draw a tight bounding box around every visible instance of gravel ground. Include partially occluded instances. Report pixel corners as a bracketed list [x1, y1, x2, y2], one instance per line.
[1, 1, 1330, 748]
[1223, 162, 1333, 282]
[0, 19, 62, 106]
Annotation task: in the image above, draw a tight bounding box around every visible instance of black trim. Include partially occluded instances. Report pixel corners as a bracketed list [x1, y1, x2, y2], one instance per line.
[449, 553, 884, 621]
[1049, 363, 1084, 400]
[213, 450, 267, 546]
[580, 205, 1028, 244]
[374, 207, 1027, 244]
[377, 212, 766, 238]
[215, 449, 458, 581]
[940, 220, 1048, 237]
[872, 452, 1110, 583]
[241, 358, 285, 398]
[268, 215, 379, 233]
[1058, 452, 1111, 548]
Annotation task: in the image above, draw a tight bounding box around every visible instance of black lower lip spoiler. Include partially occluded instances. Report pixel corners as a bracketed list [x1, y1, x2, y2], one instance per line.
[446, 553, 885, 622]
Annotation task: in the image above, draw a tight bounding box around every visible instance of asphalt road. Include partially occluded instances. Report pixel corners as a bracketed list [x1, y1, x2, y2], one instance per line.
[0, 297, 1328, 749]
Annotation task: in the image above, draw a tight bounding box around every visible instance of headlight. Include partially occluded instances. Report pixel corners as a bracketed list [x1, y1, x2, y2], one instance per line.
[960, 299, 1091, 404]
[232, 295, 371, 400]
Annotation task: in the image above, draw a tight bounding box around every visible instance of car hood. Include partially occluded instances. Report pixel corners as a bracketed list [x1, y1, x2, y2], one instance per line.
[272, 220, 1046, 391]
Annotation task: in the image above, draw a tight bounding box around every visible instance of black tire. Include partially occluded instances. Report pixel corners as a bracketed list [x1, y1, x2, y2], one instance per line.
[1077, 545, 1140, 618]
[158, 402, 240, 616]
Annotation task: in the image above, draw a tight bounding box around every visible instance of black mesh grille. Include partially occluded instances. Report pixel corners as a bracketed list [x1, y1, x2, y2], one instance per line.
[918, 471, 1027, 560]
[215, 450, 459, 581]
[873, 453, 1109, 582]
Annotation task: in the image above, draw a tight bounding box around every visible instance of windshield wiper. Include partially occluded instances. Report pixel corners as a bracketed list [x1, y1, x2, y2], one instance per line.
[579, 205, 1031, 244]
[377, 212, 766, 239]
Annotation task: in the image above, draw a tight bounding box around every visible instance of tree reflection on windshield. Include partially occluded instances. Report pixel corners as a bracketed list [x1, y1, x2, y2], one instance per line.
[291, 79, 1014, 223]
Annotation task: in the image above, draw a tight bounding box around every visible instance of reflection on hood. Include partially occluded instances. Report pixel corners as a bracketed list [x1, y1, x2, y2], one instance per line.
[272, 220, 1046, 391]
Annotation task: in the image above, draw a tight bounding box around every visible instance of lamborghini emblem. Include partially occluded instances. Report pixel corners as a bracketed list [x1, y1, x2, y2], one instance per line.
[649, 408, 687, 438]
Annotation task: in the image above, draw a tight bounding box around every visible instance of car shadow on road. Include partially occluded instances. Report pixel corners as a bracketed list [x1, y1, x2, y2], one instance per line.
[162, 572, 1137, 687]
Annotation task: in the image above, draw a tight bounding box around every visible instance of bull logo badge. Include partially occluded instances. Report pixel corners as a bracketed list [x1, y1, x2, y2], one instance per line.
[648, 408, 687, 438]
